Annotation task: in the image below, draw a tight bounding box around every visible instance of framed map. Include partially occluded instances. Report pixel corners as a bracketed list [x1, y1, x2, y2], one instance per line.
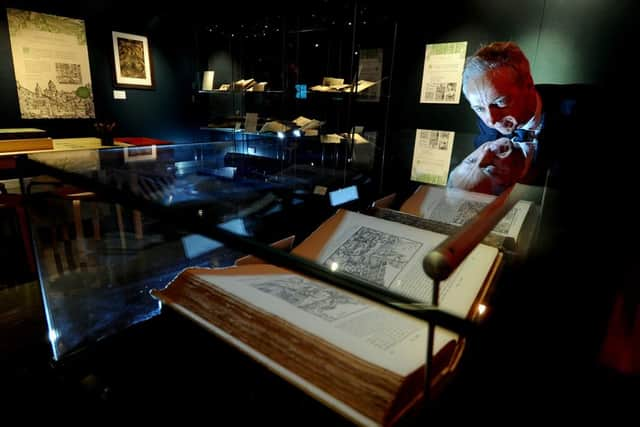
[6, 8, 95, 119]
[111, 31, 154, 89]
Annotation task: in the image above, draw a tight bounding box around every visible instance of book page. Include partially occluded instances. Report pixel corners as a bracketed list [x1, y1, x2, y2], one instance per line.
[410, 129, 455, 186]
[322, 77, 344, 86]
[404, 186, 531, 240]
[198, 270, 430, 376]
[294, 210, 498, 317]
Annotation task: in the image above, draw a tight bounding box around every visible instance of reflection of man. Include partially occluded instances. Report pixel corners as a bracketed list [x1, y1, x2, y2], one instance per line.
[449, 137, 525, 194]
[448, 42, 537, 194]
[448, 41, 593, 195]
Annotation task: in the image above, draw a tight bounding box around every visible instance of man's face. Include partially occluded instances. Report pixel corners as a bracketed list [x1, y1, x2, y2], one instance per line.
[464, 68, 536, 135]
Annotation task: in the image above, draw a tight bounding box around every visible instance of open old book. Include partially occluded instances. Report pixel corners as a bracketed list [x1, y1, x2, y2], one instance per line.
[152, 210, 502, 426]
[398, 185, 538, 253]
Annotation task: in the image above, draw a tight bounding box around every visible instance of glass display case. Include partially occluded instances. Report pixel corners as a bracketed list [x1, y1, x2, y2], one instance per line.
[17, 136, 552, 424]
[23, 140, 376, 359]
[194, 2, 398, 191]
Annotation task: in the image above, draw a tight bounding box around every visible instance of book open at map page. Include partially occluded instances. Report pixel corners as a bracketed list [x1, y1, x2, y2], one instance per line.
[152, 209, 501, 426]
[399, 185, 537, 250]
[292, 209, 499, 310]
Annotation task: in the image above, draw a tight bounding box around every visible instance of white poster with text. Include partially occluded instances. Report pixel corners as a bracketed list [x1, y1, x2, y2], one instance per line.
[7, 8, 95, 119]
[410, 129, 455, 186]
[420, 41, 467, 104]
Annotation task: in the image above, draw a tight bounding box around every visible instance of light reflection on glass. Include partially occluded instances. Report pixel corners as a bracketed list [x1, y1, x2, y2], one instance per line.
[48, 328, 59, 345]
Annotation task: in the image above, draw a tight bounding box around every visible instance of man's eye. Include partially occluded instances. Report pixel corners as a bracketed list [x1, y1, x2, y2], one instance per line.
[473, 106, 485, 113]
[493, 99, 507, 108]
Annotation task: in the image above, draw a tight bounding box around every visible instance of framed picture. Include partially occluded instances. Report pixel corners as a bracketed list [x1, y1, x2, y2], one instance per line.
[111, 31, 154, 89]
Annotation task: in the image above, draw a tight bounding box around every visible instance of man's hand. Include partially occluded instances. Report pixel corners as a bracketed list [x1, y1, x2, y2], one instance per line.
[449, 138, 526, 194]
[478, 138, 526, 187]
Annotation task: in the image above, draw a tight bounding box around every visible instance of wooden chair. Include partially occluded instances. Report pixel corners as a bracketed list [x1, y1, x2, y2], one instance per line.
[0, 183, 36, 274]
[27, 179, 143, 277]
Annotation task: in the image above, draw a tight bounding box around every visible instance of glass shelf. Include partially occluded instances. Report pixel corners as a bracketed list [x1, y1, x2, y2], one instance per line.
[198, 89, 285, 94]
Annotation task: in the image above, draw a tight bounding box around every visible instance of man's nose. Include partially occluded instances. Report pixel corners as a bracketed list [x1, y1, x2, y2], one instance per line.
[488, 107, 502, 126]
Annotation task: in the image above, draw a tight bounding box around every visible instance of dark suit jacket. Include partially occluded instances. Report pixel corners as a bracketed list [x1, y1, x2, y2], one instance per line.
[472, 84, 599, 189]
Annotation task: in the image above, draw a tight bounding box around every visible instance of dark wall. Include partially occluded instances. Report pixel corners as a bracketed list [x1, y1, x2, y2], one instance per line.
[0, 1, 201, 142]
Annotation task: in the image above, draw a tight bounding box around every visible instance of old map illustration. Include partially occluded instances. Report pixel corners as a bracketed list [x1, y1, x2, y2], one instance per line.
[429, 199, 522, 235]
[253, 277, 368, 322]
[322, 226, 422, 288]
[7, 9, 95, 119]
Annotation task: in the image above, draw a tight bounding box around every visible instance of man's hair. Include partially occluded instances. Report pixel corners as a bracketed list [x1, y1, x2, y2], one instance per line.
[462, 41, 533, 90]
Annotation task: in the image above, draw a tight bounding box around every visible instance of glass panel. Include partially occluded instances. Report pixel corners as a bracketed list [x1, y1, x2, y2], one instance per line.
[18, 3, 554, 364]
[24, 139, 549, 360]
[24, 140, 395, 359]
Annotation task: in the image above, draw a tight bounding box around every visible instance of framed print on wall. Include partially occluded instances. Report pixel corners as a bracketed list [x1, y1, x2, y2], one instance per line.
[112, 31, 154, 89]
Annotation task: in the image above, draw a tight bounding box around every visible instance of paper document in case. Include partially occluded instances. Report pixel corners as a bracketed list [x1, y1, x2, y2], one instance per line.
[250, 82, 267, 92]
[292, 210, 499, 315]
[342, 132, 368, 144]
[401, 185, 532, 241]
[410, 129, 455, 186]
[202, 70, 215, 91]
[260, 121, 290, 133]
[293, 116, 323, 131]
[322, 77, 345, 87]
[320, 134, 343, 144]
[353, 80, 378, 93]
[420, 41, 467, 104]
